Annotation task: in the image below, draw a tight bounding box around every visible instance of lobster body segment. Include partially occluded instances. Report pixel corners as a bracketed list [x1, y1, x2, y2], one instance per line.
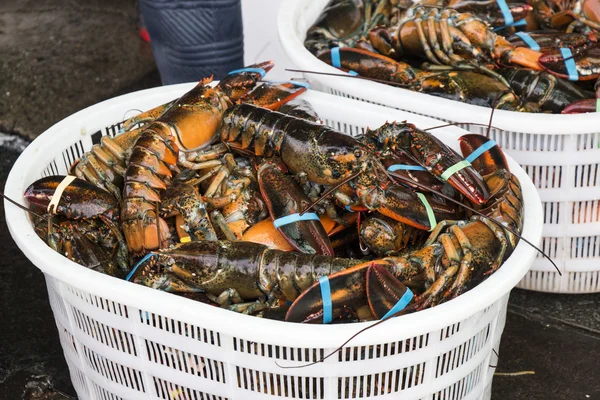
[133, 240, 362, 301]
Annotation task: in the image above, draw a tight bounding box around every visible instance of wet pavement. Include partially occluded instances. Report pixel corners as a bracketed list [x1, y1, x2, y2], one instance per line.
[1, 1, 600, 399]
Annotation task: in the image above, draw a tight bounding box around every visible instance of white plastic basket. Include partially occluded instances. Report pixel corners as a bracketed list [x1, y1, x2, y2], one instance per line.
[5, 85, 541, 400]
[278, 0, 600, 293]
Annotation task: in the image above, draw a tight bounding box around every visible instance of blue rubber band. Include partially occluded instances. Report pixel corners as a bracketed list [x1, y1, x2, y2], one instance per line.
[228, 67, 266, 78]
[126, 253, 157, 281]
[514, 32, 541, 51]
[273, 213, 320, 228]
[331, 47, 342, 68]
[560, 48, 579, 81]
[465, 140, 498, 163]
[345, 205, 356, 212]
[381, 288, 414, 320]
[496, 0, 514, 26]
[387, 164, 427, 172]
[330, 47, 359, 75]
[319, 276, 333, 324]
[492, 18, 526, 32]
[280, 80, 310, 89]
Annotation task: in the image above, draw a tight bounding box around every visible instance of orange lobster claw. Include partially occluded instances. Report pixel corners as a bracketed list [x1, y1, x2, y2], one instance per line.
[243, 215, 347, 251]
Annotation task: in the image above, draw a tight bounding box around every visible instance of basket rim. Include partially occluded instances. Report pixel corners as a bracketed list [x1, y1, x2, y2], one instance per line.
[4, 83, 542, 349]
[278, 0, 600, 135]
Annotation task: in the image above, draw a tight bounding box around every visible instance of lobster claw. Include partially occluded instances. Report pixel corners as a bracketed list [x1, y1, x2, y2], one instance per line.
[538, 45, 600, 81]
[459, 134, 509, 174]
[241, 81, 308, 110]
[257, 159, 334, 255]
[371, 122, 490, 204]
[369, 185, 460, 231]
[317, 47, 418, 85]
[285, 261, 372, 323]
[216, 60, 275, 101]
[285, 260, 413, 323]
[366, 263, 414, 320]
[561, 98, 597, 114]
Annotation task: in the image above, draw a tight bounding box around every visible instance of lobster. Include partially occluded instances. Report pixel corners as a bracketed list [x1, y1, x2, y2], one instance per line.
[304, 0, 401, 56]
[129, 240, 364, 311]
[119, 63, 307, 254]
[23, 175, 129, 274]
[285, 134, 523, 322]
[500, 67, 594, 112]
[360, 5, 543, 73]
[316, 47, 529, 110]
[218, 103, 489, 235]
[70, 61, 307, 201]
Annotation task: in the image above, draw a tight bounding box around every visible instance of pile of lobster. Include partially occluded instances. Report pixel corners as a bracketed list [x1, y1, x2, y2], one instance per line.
[305, 0, 600, 113]
[22, 61, 524, 324]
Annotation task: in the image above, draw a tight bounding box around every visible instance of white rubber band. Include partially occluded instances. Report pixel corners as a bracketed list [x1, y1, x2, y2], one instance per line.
[47, 175, 76, 213]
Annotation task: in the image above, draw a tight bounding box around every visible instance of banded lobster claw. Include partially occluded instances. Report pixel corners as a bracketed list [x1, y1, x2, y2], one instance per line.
[317, 47, 419, 85]
[561, 98, 599, 113]
[256, 158, 334, 256]
[366, 122, 490, 205]
[285, 260, 414, 323]
[538, 44, 600, 82]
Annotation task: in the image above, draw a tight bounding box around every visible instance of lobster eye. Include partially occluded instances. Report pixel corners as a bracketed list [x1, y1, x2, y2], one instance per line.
[354, 149, 363, 158]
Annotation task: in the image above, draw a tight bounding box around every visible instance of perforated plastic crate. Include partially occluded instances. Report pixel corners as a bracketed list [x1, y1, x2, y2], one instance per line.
[278, 0, 600, 293]
[5, 85, 541, 400]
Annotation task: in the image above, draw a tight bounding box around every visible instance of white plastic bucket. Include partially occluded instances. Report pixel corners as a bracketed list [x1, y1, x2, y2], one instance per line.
[278, 0, 600, 293]
[5, 85, 541, 400]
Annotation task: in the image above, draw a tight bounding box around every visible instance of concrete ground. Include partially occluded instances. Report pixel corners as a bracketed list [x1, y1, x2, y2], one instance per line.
[1, 1, 599, 399]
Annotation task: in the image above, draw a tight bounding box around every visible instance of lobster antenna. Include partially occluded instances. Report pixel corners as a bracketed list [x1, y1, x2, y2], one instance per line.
[276, 303, 420, 369]
[0, 191, 61, 229]
[285, 69, 413, 88]
[425, 92, 502, 134]
[387, 171, 560, 274]
[486, 99, 498, 138]
[424, 122, 503, 132]
[299, 171, 363, 216]
[121, 108, 144, 122]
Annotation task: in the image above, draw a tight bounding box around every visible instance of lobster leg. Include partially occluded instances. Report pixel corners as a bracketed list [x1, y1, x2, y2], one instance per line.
[161, 182, 217, 242]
